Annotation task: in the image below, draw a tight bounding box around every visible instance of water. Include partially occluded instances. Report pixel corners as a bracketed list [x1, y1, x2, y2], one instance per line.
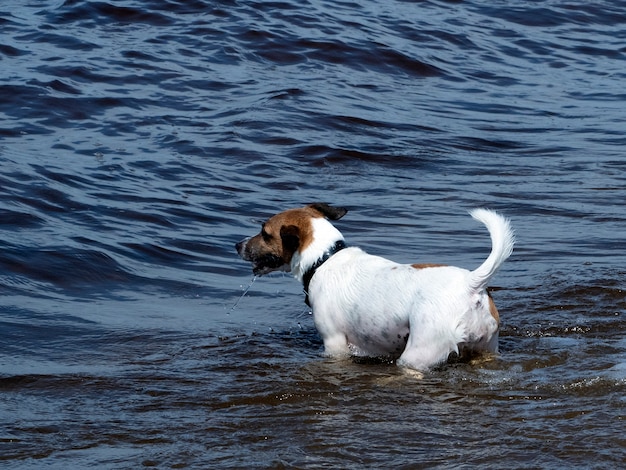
[1, 0, 625, 467]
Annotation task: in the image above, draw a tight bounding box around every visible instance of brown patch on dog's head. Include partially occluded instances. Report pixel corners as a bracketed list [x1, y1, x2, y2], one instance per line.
[235, 203, 348, 275]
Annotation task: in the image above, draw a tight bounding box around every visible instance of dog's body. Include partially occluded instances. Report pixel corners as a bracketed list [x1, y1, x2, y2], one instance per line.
[236, 203, 514, 371]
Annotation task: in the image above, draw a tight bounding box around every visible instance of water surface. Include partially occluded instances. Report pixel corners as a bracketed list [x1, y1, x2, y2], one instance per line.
[1, 0, 625, 468]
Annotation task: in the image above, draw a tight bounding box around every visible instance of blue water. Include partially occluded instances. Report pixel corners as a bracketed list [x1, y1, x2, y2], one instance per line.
[1, 0, 625, 468]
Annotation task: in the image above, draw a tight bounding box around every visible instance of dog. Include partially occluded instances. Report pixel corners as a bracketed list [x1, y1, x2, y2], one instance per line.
[236, 203, 514, 371]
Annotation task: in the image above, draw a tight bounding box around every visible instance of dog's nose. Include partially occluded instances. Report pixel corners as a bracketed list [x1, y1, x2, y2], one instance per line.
[235, 239, 247, 255]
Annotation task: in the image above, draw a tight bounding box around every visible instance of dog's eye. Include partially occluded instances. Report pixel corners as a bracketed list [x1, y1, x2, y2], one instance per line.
[261, 227, 272, 241]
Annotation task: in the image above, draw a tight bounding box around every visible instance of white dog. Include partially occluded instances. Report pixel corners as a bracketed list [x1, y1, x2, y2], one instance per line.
[236, 203, 514, 371]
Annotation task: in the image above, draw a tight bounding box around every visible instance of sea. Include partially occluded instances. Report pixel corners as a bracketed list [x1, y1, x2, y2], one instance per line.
[1, 0, 625, 468]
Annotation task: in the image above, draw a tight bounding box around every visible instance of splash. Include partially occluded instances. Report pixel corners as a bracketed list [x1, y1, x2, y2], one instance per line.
[228, 275, 257, 314]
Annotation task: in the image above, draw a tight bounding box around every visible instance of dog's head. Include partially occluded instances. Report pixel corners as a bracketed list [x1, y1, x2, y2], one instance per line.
[236, 203, 347, 276]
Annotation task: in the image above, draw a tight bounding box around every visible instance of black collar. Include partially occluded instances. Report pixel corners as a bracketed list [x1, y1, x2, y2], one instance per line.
[302, 240, 346, 307]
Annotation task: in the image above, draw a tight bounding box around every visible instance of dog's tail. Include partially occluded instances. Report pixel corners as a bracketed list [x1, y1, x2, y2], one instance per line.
[468, 209, 514, 292]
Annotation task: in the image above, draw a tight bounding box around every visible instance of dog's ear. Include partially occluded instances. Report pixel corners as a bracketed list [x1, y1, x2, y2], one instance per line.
[308, 203, 348, 221]
[280, 225, 300, 257]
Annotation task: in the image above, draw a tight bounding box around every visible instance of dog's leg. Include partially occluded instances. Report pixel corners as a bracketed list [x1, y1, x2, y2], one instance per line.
[484, 330, 499, 353]
[321, 333, 351, 357]
[397, 346, 447, 371]
[312, 303, 351, 357]
[396, 328, 456, 371]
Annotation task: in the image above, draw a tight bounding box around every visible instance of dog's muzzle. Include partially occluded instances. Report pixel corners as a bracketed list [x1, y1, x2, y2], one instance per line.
[235, 238, 287, 276]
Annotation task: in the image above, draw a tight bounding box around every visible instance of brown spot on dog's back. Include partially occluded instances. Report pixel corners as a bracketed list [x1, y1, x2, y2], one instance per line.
[411, 263, 446, 270]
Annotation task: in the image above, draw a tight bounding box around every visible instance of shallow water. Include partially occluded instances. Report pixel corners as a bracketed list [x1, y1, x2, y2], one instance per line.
[1, 0, 625, 468]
